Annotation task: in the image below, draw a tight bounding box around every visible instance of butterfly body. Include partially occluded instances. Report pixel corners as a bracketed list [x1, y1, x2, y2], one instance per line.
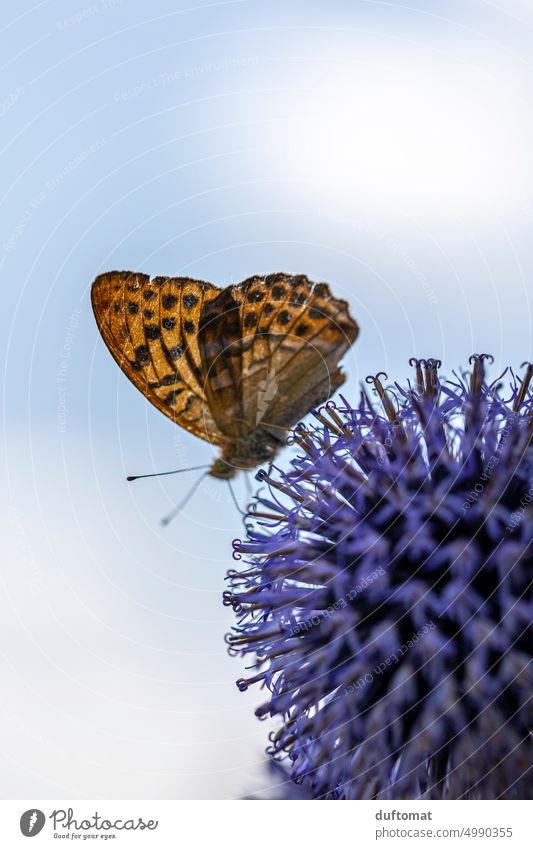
[209, 434, 280, 479]
[91, 271, 358, 477]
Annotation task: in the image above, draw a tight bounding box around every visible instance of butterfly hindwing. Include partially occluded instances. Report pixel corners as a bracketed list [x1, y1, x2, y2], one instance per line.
[228, 273, 359, 437]
[91, 271, 225, 444]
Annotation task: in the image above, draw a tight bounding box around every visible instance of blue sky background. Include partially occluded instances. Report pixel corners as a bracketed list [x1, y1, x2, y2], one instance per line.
[1, 0, 533, 799]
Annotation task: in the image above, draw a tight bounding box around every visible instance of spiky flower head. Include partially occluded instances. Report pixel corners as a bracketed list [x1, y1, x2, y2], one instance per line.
[225, 356, 533, 799]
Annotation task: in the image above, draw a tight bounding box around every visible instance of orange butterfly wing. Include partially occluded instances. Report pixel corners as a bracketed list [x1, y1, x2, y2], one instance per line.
[91, 271, 225, 445]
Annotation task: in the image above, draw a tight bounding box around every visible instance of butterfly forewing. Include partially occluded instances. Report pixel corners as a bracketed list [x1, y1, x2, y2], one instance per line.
[91, 271, 225, 444]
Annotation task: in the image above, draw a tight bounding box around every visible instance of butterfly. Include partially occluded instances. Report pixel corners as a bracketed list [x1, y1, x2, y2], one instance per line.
[91, 271, 358, 479]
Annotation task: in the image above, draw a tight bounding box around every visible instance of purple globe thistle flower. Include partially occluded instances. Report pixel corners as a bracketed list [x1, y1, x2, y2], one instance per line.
[225, 356, 533, 800]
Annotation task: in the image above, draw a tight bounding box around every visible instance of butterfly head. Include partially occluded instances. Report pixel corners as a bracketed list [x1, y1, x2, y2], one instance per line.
[209, 457, 238, 479]
[209, 430, 281, 478]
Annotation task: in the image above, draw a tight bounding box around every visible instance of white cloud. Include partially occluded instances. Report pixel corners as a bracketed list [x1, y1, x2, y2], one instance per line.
[269, 50, 532, 219]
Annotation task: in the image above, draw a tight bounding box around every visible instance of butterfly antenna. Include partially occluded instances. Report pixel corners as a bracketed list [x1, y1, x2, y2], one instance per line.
[160, 470, 209, 527]
[127, 464, 210, 482]
[227, 478, 247, 517]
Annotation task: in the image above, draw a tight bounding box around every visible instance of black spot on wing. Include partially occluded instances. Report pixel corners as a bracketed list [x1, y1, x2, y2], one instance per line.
[145, 324, 162, 340]
[149, 374, 181, 388]
[289, 291, 307, 307]
[244, 312, 258, 329]
[246, 289, 265, 303]
[134, 344, 150, 366]
[162, 294, 178, 309]
[164, 388, 184, 406]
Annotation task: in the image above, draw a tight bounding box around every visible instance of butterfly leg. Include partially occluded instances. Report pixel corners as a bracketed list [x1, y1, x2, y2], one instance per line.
[244, 472, 252, 499]
[227, 477, 247, 517]
[160, 471, 208, 526]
